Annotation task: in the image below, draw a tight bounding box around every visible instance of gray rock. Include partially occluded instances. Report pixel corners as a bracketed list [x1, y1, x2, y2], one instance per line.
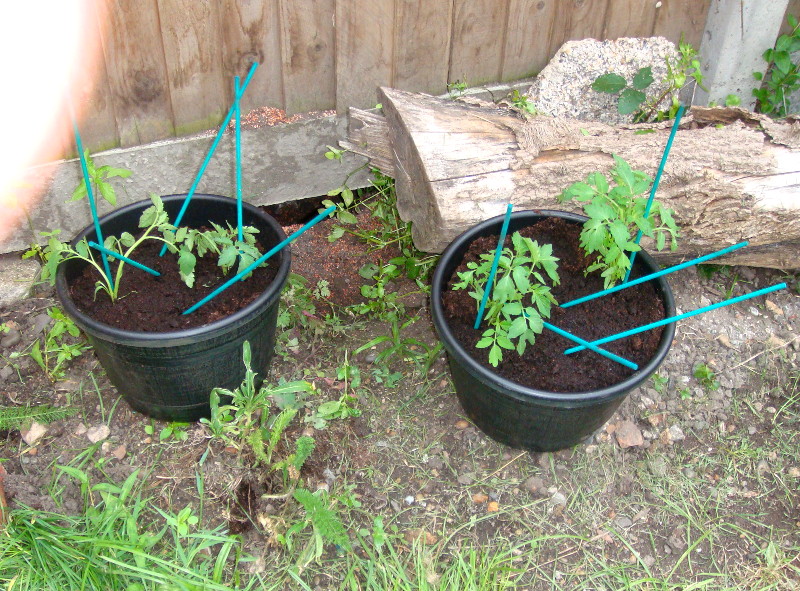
[526, 37, 678, 125]
[30, 313, 52, 336]
[0, 255, 40, 307]
[0, 329, 21, 348]
[523, 475, 546, 495]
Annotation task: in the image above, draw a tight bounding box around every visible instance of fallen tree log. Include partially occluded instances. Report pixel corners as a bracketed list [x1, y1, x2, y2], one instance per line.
[344, 87, 800, 269]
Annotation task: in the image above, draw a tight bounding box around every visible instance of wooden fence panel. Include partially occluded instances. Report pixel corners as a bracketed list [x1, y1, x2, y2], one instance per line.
[335, 0, 395, 112]
[101, 0, 175, 147]
[449, 0, 510, 86]
[603, 0, 657, 39]
[220, 0, 284, 114]
[61, 0, 737, 157]
[280, 0, 336, 113]
[548, 0, 611, 56]
[157, 0, 226, 136]
[70, 1, 119, 157]
[393, 0, 454, 95]
[503, 0, 557, 80]
[653, 0, 711, 48]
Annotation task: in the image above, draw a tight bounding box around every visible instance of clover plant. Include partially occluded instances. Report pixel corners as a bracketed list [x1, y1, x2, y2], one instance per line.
[558, 155, 678, 289]
[453, 232, 560, 367]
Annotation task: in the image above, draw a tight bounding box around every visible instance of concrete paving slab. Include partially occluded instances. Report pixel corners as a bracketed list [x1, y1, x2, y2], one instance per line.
[0, 254, 40, 307]
[3, 112, 369, 254]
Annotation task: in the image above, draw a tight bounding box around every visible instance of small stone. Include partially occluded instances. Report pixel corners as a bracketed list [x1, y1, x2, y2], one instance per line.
[404, 495, 415, 506]
[473, 493, 488, 504]
[615, 420, 644, 448]
[787, 467, 800, 478]
[0, 365, 13, 381]
[0, 256, 40, 307]
[86, 424, 111, 443]
[457, 472, 475, 485]
[21, 421, 47, 446]
[765, 300, 783, 316]
[646, 413, 666, 427]
[648, 456, 668, 477]
[487, 501, 500, 513]
[111, 444, 127, 460]
[766, 334, 786, 349]
[404, 529, 438, 545]
[717, 334, 734, 349]
[549, 492, 567, 507]
[748, 426, 757, 435]
[454, 419, 469, 430]
[643, 555, 656, 567]
[614, 516, 633, 528]
[756, 460, 770, 474]
[523, 476, 545, 495]
[30, 313, 53, 336]
[0, 329, 21, 348]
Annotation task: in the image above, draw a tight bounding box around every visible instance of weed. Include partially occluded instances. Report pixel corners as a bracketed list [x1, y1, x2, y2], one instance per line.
[507, 89, 538, 114]
[448, 80, 468, 98]
[354, 316, 440, 371]
[592, 40, 706, 122]
[354, 261, 405, 321]
[0, 404, 77, 431]
[694, 362, 720, 391]
[10, 307, 89, 381]
[144, 421, 190, 443]
[652, 372, 669, 394]
[280, 487, 350, 569]
[753, 14, 800, 118]
[200, 342, 315, 479]
[452, 231, 560, 366]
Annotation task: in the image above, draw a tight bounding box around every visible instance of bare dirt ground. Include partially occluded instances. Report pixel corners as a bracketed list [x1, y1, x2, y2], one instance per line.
[1, 206, 799, 589]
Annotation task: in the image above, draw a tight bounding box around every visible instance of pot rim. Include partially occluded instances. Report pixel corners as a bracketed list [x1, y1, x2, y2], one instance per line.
[431, 209, 676, 404]
[55, 194, 291, 343]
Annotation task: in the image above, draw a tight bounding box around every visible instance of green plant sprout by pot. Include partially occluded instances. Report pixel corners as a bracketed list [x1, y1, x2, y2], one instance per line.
[30, 153, 264, 302]
[557, 155, 679, 289]
[452, 232, 560, 366]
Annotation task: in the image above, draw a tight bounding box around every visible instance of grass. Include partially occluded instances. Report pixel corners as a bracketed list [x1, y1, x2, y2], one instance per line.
[2, 177, 799, 590]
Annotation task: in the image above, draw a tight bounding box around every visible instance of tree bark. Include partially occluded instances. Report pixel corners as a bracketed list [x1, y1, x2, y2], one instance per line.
[345, 87, 800, 269]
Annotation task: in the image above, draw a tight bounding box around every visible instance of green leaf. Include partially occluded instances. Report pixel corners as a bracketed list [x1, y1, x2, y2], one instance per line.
[774, 51, 793, 74]
[218, 245, 237, 270]
[178, 248, 196, 288]
[337, 210, 358, 225]
[632, 67, 654, 90]
[618, 88, 647, 115]
[592, 73, 627, 93]
[488, 344, 502, 367]
[507, 316, 528, 339]
[97, 181, 117, 205]
[327, 225, 345, 243]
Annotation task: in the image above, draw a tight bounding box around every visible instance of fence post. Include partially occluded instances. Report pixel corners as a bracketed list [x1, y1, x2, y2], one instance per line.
[694, 0, 789, 109]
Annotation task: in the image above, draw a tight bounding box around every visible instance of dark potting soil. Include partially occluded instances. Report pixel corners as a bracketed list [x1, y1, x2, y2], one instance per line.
[68, 238, 279, 332]
[441, 218, 666, 392]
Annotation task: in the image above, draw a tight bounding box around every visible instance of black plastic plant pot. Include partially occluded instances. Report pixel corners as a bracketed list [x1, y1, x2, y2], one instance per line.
[55, 194, 291, 422]
[430, 210, 675, 452]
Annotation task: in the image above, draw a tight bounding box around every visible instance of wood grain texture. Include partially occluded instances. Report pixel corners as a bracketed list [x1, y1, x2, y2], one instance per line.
[548, 0, 611, 57]
[280, 0, 335, 113]
[503, 0, 558, 80]
[101, 0, 174, 147]
[653, 0, 711, 47]
[157, 0, 226, 136]
[781, 0, 800, 34]
[220, 0, 284, 113]
[393, 0, 453, 95]
[69, 0, 119, 157]
[603, 0, 657, 40]
[336, 0, 395, 111]
[366, 89, 800, 268]
[449, 0, 511, 86]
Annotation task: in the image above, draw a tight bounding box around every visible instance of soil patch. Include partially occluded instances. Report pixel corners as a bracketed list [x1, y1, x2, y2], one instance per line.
[67, 238, 279, 331]
[441, 217, 665, 391]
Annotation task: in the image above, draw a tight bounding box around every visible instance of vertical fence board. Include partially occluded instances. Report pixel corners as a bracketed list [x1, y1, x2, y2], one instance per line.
[101, 0, 174, 147]
[393, 0, 453, 95]
[157, 0, 226, 136]
[449, 0, 510, 86]
[548, 0, 611, 57]
[336, 0, 395, 111]
[70, 0, 119, 157]
[280, 0, 336, 113]
[653, 0, 711, 47]
[503, 0, 558, 80]
[782, 0, 800, 34]
[220, 0, 284, 114]
[603, 0, 657, 39]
